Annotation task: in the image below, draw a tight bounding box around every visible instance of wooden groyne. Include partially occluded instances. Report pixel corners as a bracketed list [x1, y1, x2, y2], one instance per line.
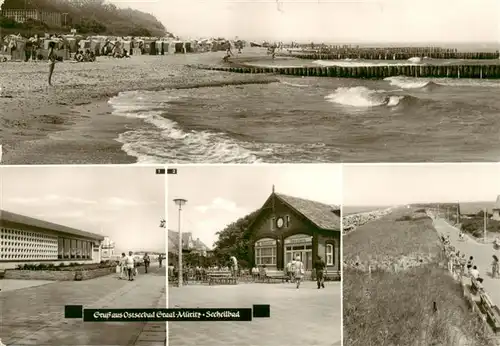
[280, 52, 500, 61]
[278, 46, 500, 60]
[199, 64, 500, 79]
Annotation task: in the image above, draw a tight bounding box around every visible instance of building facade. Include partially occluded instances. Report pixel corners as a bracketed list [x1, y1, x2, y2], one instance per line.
[0, 210, 104, 269]
[1, 9, 62, 27]
[493, 195, 500, 221]
[248, 190, 341, 277]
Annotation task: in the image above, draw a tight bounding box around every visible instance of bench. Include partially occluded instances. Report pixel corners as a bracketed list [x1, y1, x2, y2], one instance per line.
[207, 272, 237, 285]
[259, 270, 288, 283]
[479, 291, 500, 334]
[0, 270, 4, 279]
[325, 271, 341, 281]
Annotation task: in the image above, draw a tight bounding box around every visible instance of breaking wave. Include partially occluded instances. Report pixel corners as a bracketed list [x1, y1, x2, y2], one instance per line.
[385, 76, 500, 89]
[108, 90, 262, 163]
[325, 86, 406, 108]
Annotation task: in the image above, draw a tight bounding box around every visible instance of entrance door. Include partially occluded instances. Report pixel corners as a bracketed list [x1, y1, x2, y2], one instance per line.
[292, 251, 312, 270]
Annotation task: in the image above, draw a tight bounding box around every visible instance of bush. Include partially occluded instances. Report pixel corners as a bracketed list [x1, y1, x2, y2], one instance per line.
[396, 215, 413, 222]
[13, 261, 116, 271]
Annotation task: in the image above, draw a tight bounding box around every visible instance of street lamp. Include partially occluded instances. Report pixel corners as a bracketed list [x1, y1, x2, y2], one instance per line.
[173, 198, 187, 287]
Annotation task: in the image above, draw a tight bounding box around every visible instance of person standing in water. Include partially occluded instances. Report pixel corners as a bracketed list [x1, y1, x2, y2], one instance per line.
[294, 256, 305, 289]
[47, 41, 57, 86]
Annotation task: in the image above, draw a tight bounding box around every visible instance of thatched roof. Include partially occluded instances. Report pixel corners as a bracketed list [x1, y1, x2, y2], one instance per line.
[0, 210, 104, 241]
[275, 193, 341, 231]
[168, 230, 210, 252]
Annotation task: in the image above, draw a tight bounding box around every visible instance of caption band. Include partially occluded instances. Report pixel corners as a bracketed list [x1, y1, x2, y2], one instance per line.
[65, 305, 270, 322]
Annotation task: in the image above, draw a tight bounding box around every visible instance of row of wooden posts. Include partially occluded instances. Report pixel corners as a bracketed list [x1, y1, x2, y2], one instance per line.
[201, 64, 500, 79]
[281, 52, 500, 60]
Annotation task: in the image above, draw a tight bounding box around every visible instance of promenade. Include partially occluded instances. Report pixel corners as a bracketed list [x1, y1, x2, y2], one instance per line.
[168, 281, 341, 346]
[0, 264, 166, 346]
[433, 218, 500, 306]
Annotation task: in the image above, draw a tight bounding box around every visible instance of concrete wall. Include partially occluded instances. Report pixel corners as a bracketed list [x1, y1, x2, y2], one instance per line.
[4, 267, 114, 281]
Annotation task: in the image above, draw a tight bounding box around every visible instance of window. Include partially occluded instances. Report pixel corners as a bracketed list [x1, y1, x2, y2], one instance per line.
[285, 215, 290, 227]
[326, 244, 334, 266]
[64, 238, 70, 259]
[255, 247, 276, 265]
[70, 239, 76, 258]
[270, 217, 276, 231]
[58, 238, 64, 259]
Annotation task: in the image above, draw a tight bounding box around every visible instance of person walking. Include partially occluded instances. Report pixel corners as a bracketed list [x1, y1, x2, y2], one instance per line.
[143, 253, 151, 274]
[158, 254, 163, 268]
[47, 41, 57, 86]
[125, 251, 135, 281]
[492, 255, 499, 278]
[286, 261, 293, 283]
[314, 255, 326, 289]
[118, 252, 127, 279]
[294, 256, 305, 289]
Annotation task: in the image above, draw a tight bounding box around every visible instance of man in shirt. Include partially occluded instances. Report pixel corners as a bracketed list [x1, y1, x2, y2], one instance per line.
[125, 251, 135, 281]
[314, 255, 326, 289]
[143, 253, 151, 273]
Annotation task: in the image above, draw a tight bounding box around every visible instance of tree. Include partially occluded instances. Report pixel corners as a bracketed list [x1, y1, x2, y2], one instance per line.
[212, 209, 260, 268]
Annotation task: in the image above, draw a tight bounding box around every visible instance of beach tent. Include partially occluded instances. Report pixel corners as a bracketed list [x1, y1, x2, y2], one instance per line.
[79, 40, 91, 51]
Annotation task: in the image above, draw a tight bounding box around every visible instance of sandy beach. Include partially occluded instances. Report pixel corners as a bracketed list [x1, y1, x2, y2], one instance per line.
[0, 51, 277, 164]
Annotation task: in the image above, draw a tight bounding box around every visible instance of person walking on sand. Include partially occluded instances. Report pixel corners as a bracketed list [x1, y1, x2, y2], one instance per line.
[314, 255, 326, 289]
[47, 41, 57, 86]
[143, 253, 151, 274]
[294, 256, 305, 289]
[125, 251, 135, 281]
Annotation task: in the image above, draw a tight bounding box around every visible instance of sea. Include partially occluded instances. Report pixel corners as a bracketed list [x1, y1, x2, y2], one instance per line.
[107, 57, 500, 163]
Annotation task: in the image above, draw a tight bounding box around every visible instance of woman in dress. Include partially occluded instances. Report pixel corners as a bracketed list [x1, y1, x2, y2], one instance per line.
[294, 255, 305, 289]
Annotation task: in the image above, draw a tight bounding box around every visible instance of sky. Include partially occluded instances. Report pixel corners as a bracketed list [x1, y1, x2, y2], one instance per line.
[111, 0, 500, 42]
[1, 166, 166, 253]
[343, 164, 500, 206]
[167, 164, 342, 248]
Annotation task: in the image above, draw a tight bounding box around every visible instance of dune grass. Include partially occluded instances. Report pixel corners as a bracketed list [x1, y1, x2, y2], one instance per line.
[344, 208, 441, 266]
[343, 207, 494, 346]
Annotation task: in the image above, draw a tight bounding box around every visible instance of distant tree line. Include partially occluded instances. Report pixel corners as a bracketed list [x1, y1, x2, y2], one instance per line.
[0, 0, 169, 37]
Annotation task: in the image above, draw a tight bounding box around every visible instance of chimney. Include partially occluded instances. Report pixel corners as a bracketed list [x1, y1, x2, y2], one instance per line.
[272, 185, 275, 194]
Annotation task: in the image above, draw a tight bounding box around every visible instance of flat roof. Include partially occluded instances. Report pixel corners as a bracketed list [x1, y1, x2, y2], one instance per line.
[0, 210, 105, 241]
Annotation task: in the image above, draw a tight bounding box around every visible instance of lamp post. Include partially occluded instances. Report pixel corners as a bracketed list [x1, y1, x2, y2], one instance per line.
[173, 198, 187, 287]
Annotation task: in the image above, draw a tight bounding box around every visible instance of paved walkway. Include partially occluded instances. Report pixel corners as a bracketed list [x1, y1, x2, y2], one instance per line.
[168, 281, 341, 346]
[0, 264, 166, 346]
[0, 280, 53, 292]
[433, 217, 500, 306]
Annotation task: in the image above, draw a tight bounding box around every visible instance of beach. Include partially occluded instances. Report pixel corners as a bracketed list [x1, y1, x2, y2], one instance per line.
[0, 51, 276, 164]
[2, 49, 500, 164]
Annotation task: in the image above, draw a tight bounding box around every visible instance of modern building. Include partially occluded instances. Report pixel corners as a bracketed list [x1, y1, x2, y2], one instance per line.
[0, 210, 104, 270]
[493, 196, 500, 221]
[1, 9, 62, 27]
[248, 188, 341, 277]
[101, 236, 115, 261]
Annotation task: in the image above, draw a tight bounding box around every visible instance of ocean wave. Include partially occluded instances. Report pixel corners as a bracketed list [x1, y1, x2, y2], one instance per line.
[108, 91, 262, 163]
[280, 81, 309, 88]
[385, 76, 500, 89]
[324, 86, 405, 108]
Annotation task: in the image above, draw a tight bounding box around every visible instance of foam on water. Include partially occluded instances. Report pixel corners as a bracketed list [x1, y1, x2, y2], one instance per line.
[108, 91, 262, 163]
[385, 76, 500, 89]
[325, 86, 403, 107]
